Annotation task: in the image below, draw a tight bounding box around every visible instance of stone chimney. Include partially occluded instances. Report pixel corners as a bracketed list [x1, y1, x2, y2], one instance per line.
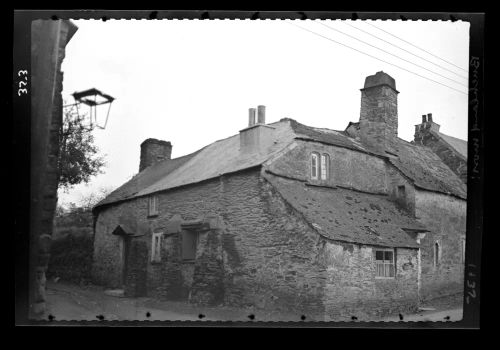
[414, 113, 441, 144]
[358, 71, 399, 152]
[139, 138, 172, 172]
[239, 105, 275, 154]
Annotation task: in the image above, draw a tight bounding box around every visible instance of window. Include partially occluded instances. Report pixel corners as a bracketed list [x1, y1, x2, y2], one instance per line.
[320, 154, 330, 180]
[181, 231, 199, 261]
[311, 153, 319, 180]
[151, 231, 163, 262]
[434, 241, 440, 268]
[397, 185, 406, 199]
[148, 195, 158, 216]
[375, 249, 395, 278]
[461, 238, 466, 263]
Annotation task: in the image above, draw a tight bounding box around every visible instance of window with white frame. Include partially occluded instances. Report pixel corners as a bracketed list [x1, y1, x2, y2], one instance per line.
[311, 153, 319, 180]
[148, 195, 158, 216]
[320, 153, 330, 180]
[375, 249, 395, 278]
[151, 231, 163, 262]
[434, 241, 440, 267]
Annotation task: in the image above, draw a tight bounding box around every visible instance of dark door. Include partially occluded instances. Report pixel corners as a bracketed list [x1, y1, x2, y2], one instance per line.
[122, 236, 130, 287]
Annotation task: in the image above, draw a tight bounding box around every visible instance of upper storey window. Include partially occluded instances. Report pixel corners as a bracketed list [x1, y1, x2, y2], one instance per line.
[148, 195, 158, 217]
[311, 153, 319, 180]
[311, 152, 330, 180]
[320, 154, 330, 180]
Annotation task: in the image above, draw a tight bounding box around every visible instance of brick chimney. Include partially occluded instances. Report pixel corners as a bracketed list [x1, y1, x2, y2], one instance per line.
[139, 138, 172, 172]
[414, 113, 441, 144]
[239, 105, 275, 154]
[358, 71, 399, 152]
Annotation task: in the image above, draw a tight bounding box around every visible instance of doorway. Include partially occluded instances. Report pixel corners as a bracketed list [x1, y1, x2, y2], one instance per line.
[121, 236, 130, 287]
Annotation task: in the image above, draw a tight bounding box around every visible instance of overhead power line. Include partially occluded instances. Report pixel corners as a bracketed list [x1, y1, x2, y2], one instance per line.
[284, 21, 468, 96]
[365, 21, 468, 73]
[343, 21, 469, 80]
[314, 21, 468, 88]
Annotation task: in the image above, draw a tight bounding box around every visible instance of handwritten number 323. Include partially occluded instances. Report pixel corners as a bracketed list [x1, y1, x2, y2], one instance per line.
[18, 70, 28, 96]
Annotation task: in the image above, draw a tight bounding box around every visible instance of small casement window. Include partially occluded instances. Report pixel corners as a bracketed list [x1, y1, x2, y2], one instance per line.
[148, 195, 158, 216]
[181, 231, 199, 261]
[151, 231, 163, 263]
[375, 249, 395, 278]
[311, 153, 319, 180]
[320, 154, 330, 180]
[434, 241, 440, 267]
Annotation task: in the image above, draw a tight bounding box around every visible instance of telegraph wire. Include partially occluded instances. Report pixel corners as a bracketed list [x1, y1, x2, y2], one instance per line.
[365, 21, 469, 73]
[343, 21, 469, 80]
[314, 21, 468, 88]
[284, 21, 468, 96]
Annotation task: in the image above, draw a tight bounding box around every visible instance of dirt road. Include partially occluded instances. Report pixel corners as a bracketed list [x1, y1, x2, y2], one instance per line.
[44, 281, 463, 323]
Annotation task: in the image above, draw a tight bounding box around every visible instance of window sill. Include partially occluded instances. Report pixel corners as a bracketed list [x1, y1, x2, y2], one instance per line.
[181, 259, 196, 264]
[375, 276, 395, 280]
[147, 213, 159, 219]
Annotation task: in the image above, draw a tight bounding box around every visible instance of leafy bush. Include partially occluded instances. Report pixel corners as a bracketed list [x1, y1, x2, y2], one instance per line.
[47, 233, 94, 283]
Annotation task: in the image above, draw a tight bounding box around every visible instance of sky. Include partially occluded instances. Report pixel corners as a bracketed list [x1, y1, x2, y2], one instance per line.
[58, 19, 470, 207]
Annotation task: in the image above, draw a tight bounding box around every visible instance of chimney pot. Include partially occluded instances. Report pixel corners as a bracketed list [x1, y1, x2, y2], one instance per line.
[427, 113, 433, 122]
[422, 115, 427, 123]
[248, 108, 256, 127]
[257, 105, 266, 124]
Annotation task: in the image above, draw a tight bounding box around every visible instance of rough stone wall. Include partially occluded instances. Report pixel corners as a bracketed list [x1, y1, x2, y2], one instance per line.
[93, 169, 326, 315]
[267, 140, 387, 194]
[414, 128, 467, 184]
[320, 241, 419, 320]
[359, 85, 398, 151]
[415, 189, 466, 300]
[386, 164, 417, 216]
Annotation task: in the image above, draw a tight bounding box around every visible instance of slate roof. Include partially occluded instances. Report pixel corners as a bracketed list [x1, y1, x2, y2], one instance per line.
[95, 151, 201, 208]
[265, 174, 424, 248]
[95, 118, 466, 210]
[94, 121, 297, 210]
[290, 119, 466, 199]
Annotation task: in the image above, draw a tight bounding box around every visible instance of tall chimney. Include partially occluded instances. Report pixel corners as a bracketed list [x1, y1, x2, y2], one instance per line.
[427, 113, 433, 122]
[358, 71, 399, 152]
[257, 105, 266, 124]
[248, 108, 256, 127]
[422, 114, 427, 123]
[139, 138, 172, 172]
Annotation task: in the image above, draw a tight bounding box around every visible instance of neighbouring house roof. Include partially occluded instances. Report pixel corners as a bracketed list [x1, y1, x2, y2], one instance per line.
[431, 129, 468, 159]
[266, 174, 424, 248]
[388, 140, 467, 199]
[95, 118, 466, 211]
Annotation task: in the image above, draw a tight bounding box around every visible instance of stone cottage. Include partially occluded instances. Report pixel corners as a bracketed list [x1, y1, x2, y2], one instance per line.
[92, 71, 467, 320]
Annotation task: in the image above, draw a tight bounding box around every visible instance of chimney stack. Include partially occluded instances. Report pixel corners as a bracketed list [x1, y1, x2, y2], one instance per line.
[240, 105, 275, 154]
[248, 108, 256, 127]
[257, 105, 266, 124]
[427, 113, 433, 122]
[358, 71, 399, 152]
[422, 115, 427, 123]
[139, 138, 172, 172]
